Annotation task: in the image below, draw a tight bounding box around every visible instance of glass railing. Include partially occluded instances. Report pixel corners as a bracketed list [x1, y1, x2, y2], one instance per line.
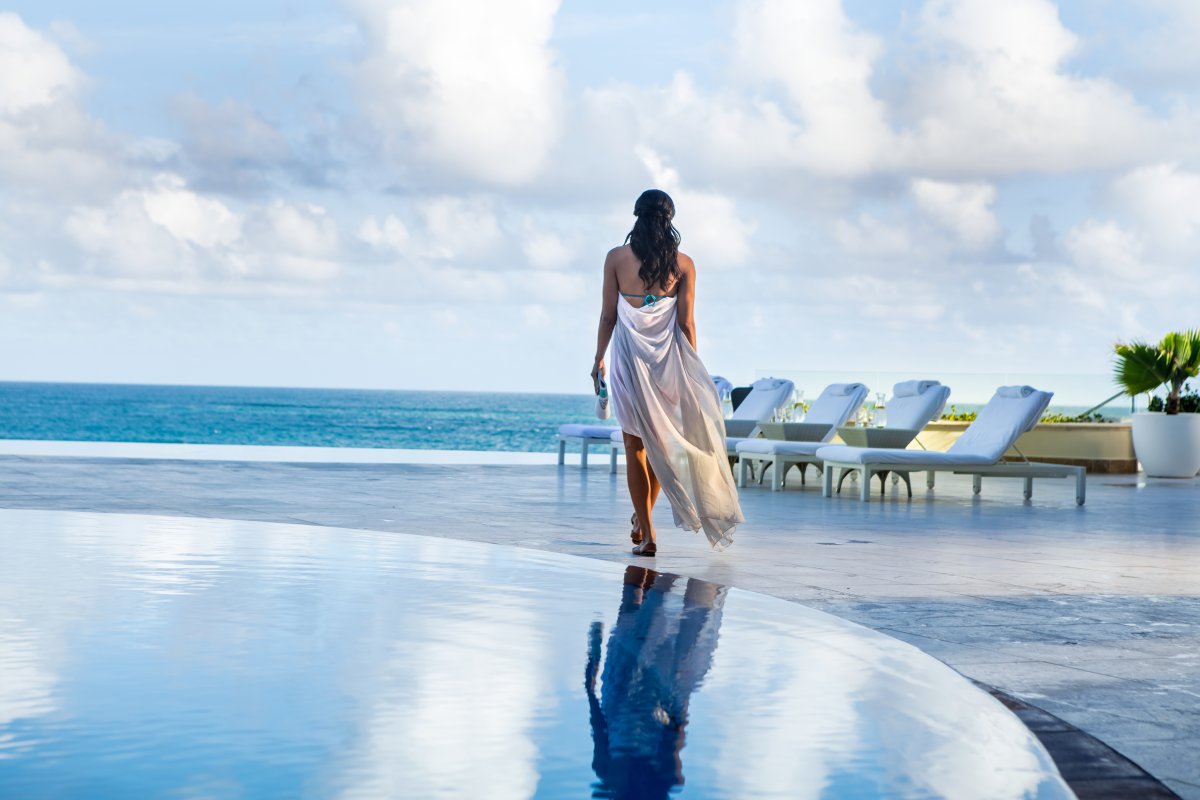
[750, 370, 1140, 420]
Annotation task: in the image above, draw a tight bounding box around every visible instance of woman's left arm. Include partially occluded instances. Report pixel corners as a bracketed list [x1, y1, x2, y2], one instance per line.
[591, 250, 619, 392]
[676, 255, 697, 351]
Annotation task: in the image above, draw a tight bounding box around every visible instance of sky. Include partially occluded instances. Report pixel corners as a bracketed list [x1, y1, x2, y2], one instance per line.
[0, 0, 1198, 396]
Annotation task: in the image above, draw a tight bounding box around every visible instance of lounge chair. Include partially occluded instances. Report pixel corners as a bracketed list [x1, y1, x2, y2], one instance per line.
[816, 386, 1086, 505]
[557, 423, 619, 468]
[826, 380, 952, 496]
[734, 382, 869, 490]
[723, 377, 796, 458]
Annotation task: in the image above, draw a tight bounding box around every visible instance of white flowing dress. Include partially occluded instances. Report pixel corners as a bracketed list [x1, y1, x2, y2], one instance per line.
[609, 295, 744, 549]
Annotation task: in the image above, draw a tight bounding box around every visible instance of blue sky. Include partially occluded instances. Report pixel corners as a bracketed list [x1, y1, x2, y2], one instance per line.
[1, 1, 1197, 396]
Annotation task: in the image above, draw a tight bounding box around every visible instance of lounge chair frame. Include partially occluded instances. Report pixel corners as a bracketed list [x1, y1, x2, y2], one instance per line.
[557, 429, 616, 469]
[820, 452, 1086, 505]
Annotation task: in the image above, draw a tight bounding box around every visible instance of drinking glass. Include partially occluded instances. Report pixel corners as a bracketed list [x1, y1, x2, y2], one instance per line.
[794, 389, 806, 422]
[875, 392, 888, 428]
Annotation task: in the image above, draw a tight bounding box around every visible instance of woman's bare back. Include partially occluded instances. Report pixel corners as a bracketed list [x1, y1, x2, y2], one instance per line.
[610, 244, 694, 305]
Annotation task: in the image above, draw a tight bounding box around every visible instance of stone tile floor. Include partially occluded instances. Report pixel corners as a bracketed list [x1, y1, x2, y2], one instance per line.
[0, 454, 1197, 797]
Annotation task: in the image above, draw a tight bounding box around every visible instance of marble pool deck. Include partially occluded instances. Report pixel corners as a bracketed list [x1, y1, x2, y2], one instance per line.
[0, 442, 1197, 797]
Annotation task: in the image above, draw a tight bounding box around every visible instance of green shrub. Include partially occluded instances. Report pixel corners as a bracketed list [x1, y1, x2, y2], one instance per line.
[940, 405, 1110, 423]
[1148, 382, 1200, 414]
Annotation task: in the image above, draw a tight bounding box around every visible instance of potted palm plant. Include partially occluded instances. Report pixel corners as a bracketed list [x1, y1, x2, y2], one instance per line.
[1114, 330, 1200, 478]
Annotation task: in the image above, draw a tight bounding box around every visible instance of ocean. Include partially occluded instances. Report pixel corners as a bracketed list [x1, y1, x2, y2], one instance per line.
[0, 382, 606, 453]
[0, 381, 1128, 454]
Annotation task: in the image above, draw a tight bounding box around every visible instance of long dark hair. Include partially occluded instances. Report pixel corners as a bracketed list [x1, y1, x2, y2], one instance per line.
[625, 189, 681, 291]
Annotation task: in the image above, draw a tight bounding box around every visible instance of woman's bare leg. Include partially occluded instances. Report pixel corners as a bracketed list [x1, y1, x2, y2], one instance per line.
[624, 433, 657, 554]
[647, 460, 661, 509]
[630, 459, 662, 543]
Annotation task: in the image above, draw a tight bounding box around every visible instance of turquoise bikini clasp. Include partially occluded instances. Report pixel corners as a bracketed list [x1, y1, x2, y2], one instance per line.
[621, 291, 662, 306]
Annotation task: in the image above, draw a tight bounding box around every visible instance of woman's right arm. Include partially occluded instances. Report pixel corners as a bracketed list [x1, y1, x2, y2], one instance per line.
[591, 250, 619, 392]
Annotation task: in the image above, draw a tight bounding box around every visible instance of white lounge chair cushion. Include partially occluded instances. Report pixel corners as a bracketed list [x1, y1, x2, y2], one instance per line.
[886, 383, 950, 430]
[712, 375, 734, 395]
[893, 380, 940, 397]
[610, 430, 624, 443]
[815, 445, 993, 467]
[730, 378, 795, 422]
[737, 439, 822, 457]
[725, 436, 753, 454]
[948, 387, 1051, 462]
[804, 383, 869, 429]
[559, 423, 619, 439]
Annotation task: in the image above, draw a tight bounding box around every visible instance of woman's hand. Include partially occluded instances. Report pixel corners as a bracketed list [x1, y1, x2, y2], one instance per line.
[591, 358, 606, 394]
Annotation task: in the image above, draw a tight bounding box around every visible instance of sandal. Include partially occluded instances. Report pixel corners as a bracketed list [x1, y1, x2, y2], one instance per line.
[631, 541, 657, 557]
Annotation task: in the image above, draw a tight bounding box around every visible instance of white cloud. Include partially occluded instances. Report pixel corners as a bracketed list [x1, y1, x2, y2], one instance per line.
[911, 178, 1000, 251]
[520, 218, 575, 271]
[418, 196, 504, 261]
[347, 0, 565, 186]
[0, 13, 121, 197]
[1111, 163, 1200, 257]
[64, 174, 340, 287]
[0, 12, 80, 114]
[894, 0, 1161, 175]
[359, 214, 409, 252]
[732, 0, 890, 177]
[244, 200, 338, 257]
[1063, 220, 1146, 282]
[834, 214, 911, 260]
[141, 174, 241, 249]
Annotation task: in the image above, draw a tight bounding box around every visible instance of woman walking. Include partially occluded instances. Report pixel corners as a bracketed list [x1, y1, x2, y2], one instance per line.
[590, 189, 743, 556]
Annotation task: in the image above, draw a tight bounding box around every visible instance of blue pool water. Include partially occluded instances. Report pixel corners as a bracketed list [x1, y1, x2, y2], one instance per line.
[0, 382, 606, 453]
[0, 510, 1071, 799]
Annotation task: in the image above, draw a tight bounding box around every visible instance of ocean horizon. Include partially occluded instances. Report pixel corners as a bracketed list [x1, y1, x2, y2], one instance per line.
[0, 381, 1127, 453]
[0, 381, 603, 453]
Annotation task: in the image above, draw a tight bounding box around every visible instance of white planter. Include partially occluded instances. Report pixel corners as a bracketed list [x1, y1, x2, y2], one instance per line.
[1131, 412, 1200, 478]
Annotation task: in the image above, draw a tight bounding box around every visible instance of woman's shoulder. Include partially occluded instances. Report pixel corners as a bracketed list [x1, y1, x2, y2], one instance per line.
[607, 244, 634, 259]
[677, 251, 696, 273]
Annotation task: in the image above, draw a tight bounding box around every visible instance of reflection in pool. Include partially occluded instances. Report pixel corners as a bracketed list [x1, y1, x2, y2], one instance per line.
[0, 510, 1071, 799]
[586, 568, 725, 798]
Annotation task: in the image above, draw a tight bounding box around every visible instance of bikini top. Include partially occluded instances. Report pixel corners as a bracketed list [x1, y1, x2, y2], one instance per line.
[621, 291, 674, 307]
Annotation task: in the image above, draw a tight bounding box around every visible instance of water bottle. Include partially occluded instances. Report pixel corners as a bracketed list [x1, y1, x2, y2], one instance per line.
[596, 378, 611, 420]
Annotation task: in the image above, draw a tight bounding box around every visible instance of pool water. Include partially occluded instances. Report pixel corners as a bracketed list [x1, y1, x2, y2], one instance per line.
[0, 510, 1070, 799]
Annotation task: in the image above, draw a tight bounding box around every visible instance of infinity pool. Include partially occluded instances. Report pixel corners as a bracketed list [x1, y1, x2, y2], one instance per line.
[0, 510, 1070, 798]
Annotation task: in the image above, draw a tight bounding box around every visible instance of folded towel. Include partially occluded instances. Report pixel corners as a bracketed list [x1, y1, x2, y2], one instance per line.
[828, 382, 865, 396]
[893, 380, 940, 398]
[996, 385, 1036, 398]
[751, 377, 789, 390]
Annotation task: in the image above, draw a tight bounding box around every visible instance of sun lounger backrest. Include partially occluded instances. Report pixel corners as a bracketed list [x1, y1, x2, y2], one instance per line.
[731, 378, 795, 421]
[948, 387, 1053, 462]
[804, 383, 868, 432]
[712, 375, 734, 396]
[886, 382, 951, 430]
